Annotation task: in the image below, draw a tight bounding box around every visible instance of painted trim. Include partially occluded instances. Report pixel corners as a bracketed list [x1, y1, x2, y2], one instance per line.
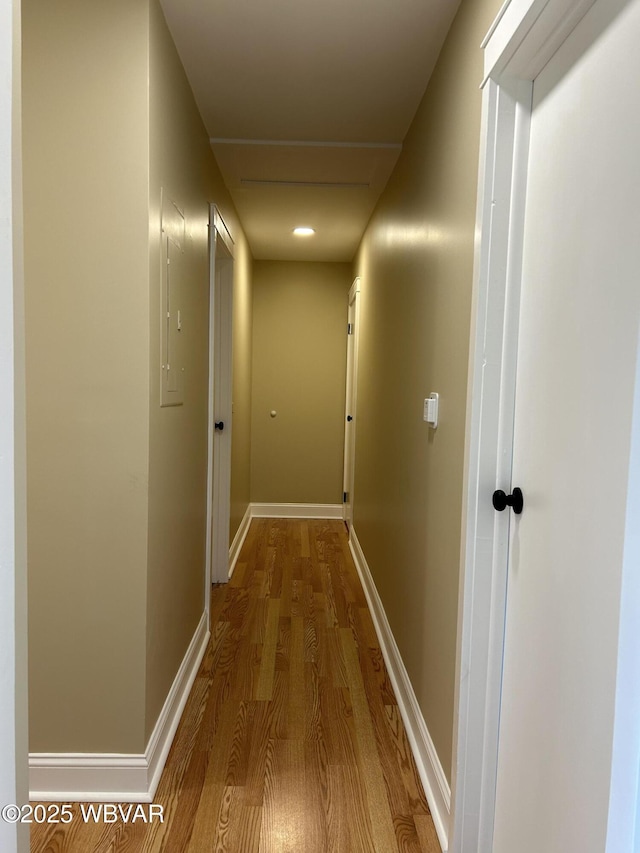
[144, 611, 209, 798]
[349, 528, 450, 853]
[211, 203, 234, 250]
[454, 1, 620, 851]
[29, 612, 210, 802]
[342, 277, 361, 528]
[207, 202, 235, 589]
[250, 502, 343, 520]
[228, 503, 252, 578]
[210, 138, 402, 151]
[28, 756, 149, 804]
[451, 75, 532, 853]
[239, 179, 370, 190]
[606, 326, 640, 852]
[480, 0, 515, 48]
[1, 4, 29, 850]
[482, 0, 597, 84]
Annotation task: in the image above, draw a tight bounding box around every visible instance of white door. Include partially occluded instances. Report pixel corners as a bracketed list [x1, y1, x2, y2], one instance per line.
[492, 3, 640, 851]
[342, 277, 360, 530]
[206, 206, 234, 594]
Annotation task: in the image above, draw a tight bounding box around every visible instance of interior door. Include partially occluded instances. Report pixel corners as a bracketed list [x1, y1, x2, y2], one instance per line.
[342, 277, 360, 530]
[207, 206, 234, 590]
[493, 3, 640, 851]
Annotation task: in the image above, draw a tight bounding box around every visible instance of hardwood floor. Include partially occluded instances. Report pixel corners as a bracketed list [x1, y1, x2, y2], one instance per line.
[30, 518, 440, 852]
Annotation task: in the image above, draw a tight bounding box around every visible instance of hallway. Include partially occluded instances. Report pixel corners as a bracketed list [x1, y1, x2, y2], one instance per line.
[17, 1, 495, 845]
[30, 519, 439, 852]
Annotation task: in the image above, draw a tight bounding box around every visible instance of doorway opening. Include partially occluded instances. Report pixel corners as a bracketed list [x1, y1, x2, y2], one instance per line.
[205, 205, 235, 609]
[342, 276, 361, 532]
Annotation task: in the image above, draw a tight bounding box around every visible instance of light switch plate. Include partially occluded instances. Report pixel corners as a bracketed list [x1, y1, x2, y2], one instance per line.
[423, 393, 439, 429]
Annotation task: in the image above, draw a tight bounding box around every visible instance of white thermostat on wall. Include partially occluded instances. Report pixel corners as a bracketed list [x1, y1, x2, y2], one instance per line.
[423, 393, 439, 429]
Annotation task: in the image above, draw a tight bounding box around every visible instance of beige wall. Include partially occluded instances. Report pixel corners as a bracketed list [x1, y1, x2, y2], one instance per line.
[352, 0, 500, 782]
[23, 0, 151, 752]
[23, 0, 254, 753]
[22, 0, 493, 776]
[230, 238, 254, 539]
[251, 262, 351, 505]
[145, 0, 253, 738]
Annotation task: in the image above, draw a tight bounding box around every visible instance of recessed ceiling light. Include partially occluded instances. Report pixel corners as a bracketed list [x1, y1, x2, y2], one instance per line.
[293, 227, 315, 236]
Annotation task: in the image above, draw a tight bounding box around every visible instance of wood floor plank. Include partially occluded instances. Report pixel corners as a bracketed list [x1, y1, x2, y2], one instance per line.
[279, 545, 293, 619]
[414, 814, 443, 852]
[229, 559, 247, 588]
[137, 671, 213, 853]
[249, 595, 267, 643]
[30, 809, 108, 853]
[225, 699, 254, 787]
[266, 541, 283, 601]
[300, 520, 310, 558]
[198, 617, 230, 680]
[304, 661, 323, 743]
[183, 673, 245, 851]
[183, 781, 226, 853]
[91, 818, 148, 853]
[394, 813, 429, 853]
[326, 616, 350, 689]
[355, 601, 381, 651]
[327, 562, 350, 630]
[325, 757, 389, 853]
[340, 625, 400, 853]
[241, 701, 273, 807]
[287, 615, 305, 739]
[255, 597, 280, 700]
[322, 562, 341, 629]
[321, 685, 358, 767]
[385, 703, 431, 815]
[270, 652, 290, 739]
[326, 764, 352, 853]
[303, 613, 318, 663]
[30, 518, 439, 853]
[304, 738, 329, 851]
[218, 786, 261, 853]
[341, 763, 378, 853]
[259, 738, 306, 853]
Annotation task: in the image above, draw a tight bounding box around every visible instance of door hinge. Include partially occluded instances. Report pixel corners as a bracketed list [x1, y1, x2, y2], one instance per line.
[343, 491, 348, 503]
[347, 323, 353, 335]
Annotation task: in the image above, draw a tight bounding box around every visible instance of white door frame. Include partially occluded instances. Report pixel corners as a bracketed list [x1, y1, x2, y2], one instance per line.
[451, 0, 640, 850]
[342, 276, 360, 528]
[205, 205, 234, 612]
[1, 1, 28, 851]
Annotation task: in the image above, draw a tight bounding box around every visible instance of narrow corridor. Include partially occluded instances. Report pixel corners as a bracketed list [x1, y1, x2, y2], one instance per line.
[30, 519, 439, 852]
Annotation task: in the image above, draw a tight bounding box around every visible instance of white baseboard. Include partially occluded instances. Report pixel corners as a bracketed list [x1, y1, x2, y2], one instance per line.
[144, 610, 209, 798]
[349, 527, 451, 853]
[225, 500, 344, 584]
[228, 503, 252, 578]
[226, 503, 342, 579]
[28, 755, 150, 803]
[30, 611, 210, 803]
[250, 502, 343, 520]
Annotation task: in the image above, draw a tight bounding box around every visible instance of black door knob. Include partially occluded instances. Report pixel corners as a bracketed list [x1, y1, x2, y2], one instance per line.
[215, 421, 224, 431]
[347, 415, 353, 422]
[492, 487, 523, 515]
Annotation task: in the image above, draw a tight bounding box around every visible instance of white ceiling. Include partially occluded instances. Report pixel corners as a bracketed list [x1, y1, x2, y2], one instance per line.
[160, 0, 461, 261]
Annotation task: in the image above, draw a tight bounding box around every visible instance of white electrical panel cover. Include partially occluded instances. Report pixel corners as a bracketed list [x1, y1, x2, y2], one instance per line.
[160, 193, 185, 407]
